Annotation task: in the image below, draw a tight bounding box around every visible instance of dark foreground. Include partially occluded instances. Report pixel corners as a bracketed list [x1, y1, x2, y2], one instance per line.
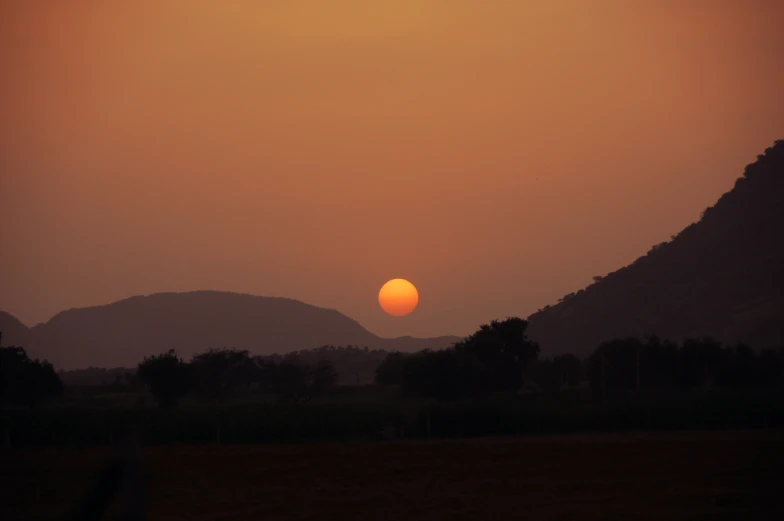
[2, 430, 783, 521]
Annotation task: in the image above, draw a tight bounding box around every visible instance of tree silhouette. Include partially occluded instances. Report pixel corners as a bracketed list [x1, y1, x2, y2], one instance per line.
[755, 348, 784, 389]
[676, 337, 724, 389]
[266, 357, 309, 401]
[375, 351, 409, 386]
[257, 355, 338, 402]
[136, 350, 190, 408]
[256, 344, 389, 385]
[190, 348, 257, 402]
[456, 317, 540, 392]
[581, 335, 784, 395]
[392, 318, 539, 400]
[0, 331, 62, 407]
[400, 349, 484, 401]
[310, 359, 339, 395]
[531, 354, 583, 392]
[586, 338, 646, 394]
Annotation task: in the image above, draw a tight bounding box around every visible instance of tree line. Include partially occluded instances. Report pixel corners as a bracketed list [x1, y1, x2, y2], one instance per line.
[0, 330, 339, 408]
[374, 321, 784, 400]
[56, 345, 388, 388]
[136, 348, 338, 408]
[2, 320, 784, 409]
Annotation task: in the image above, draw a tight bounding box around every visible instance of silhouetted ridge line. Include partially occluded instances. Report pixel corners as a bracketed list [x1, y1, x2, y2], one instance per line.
[0, 291, 460, 369]
[527, 140, 784, 355]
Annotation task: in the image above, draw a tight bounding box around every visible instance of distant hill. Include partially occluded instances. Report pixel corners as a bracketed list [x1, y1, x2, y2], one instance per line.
[527, 140, 784, 355]
[0, 291, 459, 369]
[0, 311, 33, 348]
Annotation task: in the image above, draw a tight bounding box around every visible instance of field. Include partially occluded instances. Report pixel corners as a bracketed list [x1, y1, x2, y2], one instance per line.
[5, 389, 784, 447]
[2, 430, 783, 521]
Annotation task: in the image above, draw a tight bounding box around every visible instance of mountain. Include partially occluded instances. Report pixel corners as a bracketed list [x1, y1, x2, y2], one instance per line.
[0, 291, 459, 369]
[0, 311, 33, 348]
[527, 140, 784, 355]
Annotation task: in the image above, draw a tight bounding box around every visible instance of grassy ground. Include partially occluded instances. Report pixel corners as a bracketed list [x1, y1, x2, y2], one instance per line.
[2, 430, 783, 521]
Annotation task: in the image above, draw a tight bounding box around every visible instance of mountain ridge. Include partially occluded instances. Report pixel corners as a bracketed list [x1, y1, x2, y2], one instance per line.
[5, 142, 782, 365]
[527, 140, 784, 355]
[0, 291, 460, 369]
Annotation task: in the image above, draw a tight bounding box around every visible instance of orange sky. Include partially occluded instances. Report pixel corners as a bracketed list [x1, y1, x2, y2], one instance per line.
[1, 0, 783, 338]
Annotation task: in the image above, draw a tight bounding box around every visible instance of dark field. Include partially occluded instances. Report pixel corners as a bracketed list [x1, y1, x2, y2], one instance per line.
[2, 430, 783, 521]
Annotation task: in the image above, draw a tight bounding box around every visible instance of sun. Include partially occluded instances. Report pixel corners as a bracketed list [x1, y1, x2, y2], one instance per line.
[378, 278, 419, 317]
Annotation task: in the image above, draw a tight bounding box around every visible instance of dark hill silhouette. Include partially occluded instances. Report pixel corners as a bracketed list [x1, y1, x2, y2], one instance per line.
[527, 140, 784, 355]
[0, 311, 32, 347]
[1, 291, 459, 369]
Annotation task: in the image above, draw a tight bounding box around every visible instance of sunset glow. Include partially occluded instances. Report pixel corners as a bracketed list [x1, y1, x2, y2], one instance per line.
[0, 1, 782, 339]
[0, 3, 782, 513]
[378, 279, 419, 317]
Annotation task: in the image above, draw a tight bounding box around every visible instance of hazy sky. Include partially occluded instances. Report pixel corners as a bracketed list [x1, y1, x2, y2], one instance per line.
[1, 1, 783, 338]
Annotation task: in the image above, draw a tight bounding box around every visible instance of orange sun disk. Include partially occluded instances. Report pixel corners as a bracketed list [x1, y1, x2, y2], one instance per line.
[378, 279, 419, 316]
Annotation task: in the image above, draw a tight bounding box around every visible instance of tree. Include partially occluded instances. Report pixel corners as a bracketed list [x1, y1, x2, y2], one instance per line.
[583, 336, 784, 396]
[266, 357, 309, 401]
[0, 332, 63, 407]
[391, 318, 539, 400]
[586, 338, 645, 394]
[310, 359, 338, 395]
[676, 337, 724, 389]
[400, 349, 485, 401]
[755, 348, 784, 389]
[639, 335, 678, 390]
[190, 348, 257, 402]
[375, 352, 409, 386]
[531, 354, 583, 392]
[586, 335, 679, 394]
[456, 317, 540, 393]
[136, 350, 190, 408]
[257, 345, 389, 385]
[258, 355, 338, 402]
